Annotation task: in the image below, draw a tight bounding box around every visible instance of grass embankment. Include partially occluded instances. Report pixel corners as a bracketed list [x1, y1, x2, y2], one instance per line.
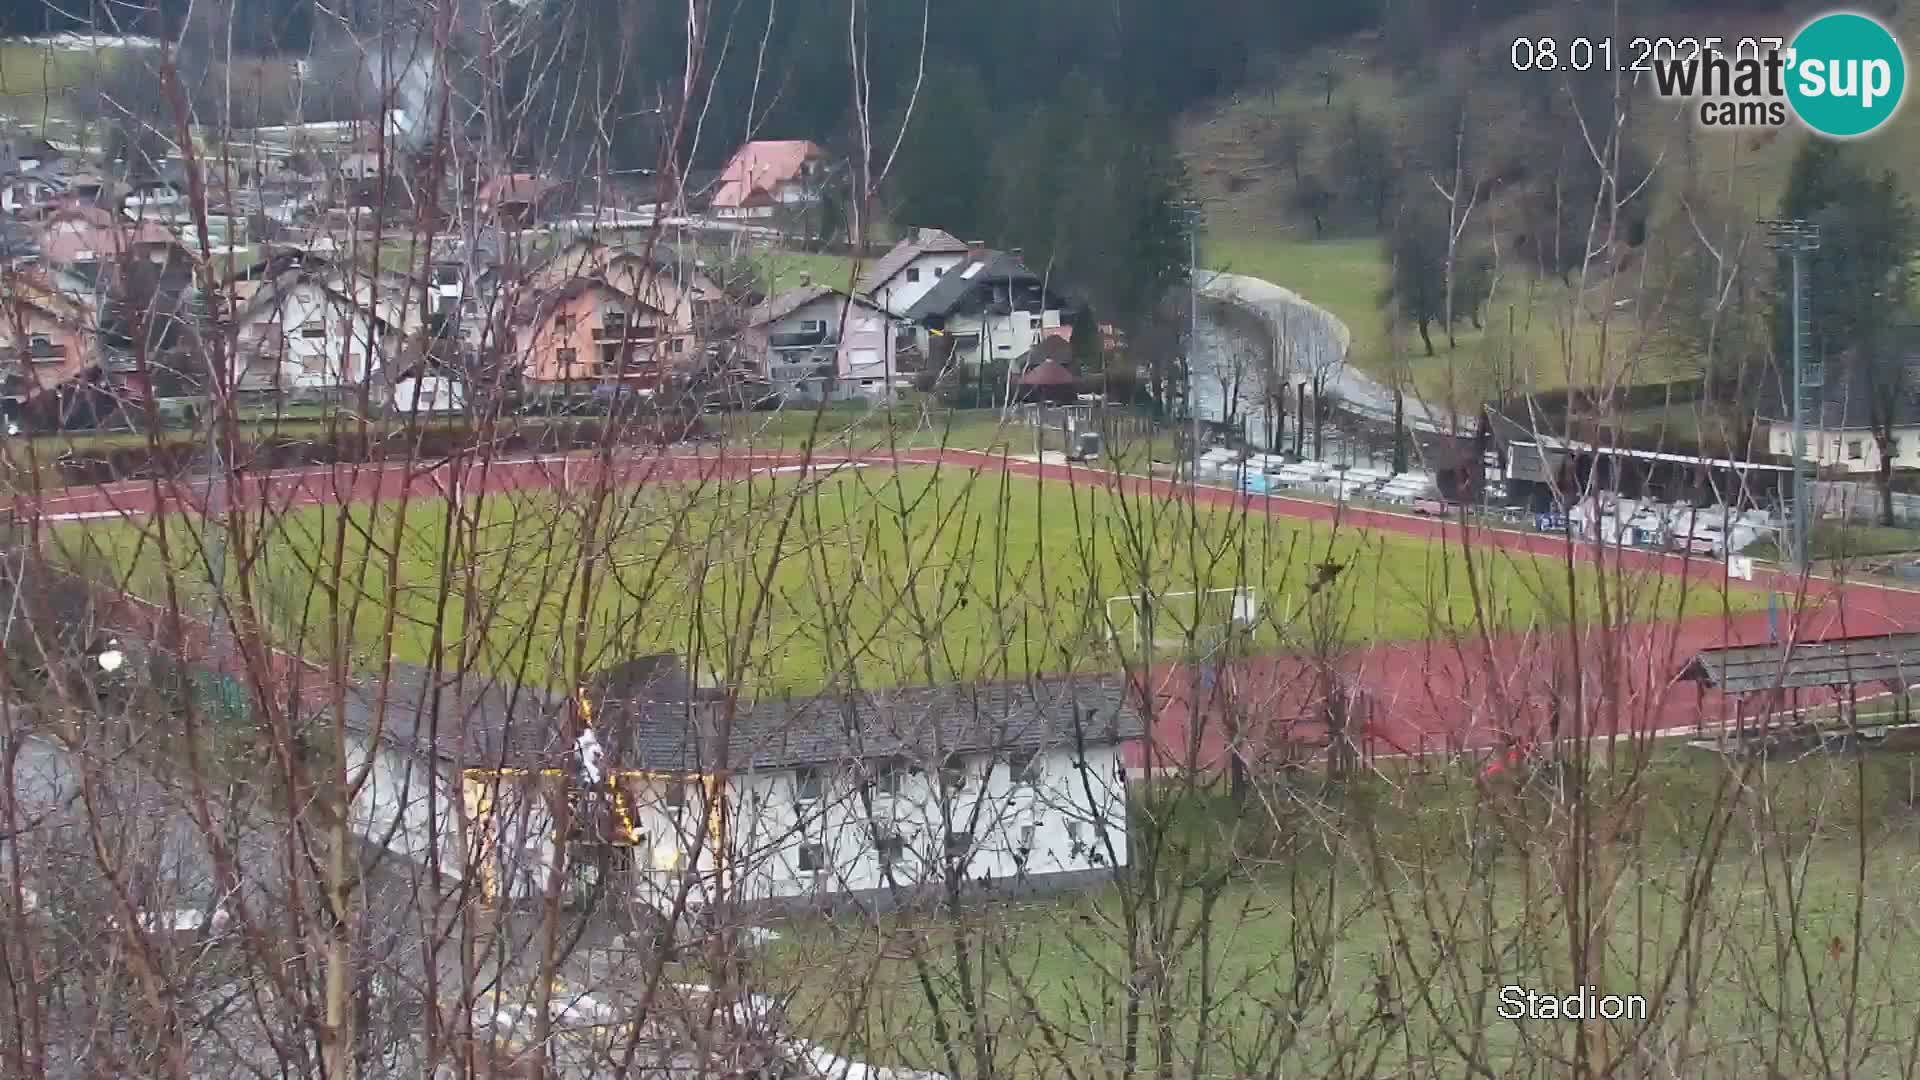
[1745, 521, 1920, 563]
[765, 745, 1920, 1075]
[60, 464, 1757, 694]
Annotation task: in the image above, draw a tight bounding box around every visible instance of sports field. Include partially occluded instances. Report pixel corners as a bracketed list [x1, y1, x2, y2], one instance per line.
[58, 465, 1759, 693]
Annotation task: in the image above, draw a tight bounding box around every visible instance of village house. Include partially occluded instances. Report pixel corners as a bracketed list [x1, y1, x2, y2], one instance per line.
[478, 173, 566, 229]
[0, 171, 63, 218]
[38, 208, 184, 275]
[528, 237, 723, 339]
[0, 272, 95, 397]
[857, 227, 972, 317]
[1764, 348, 1920, 477]
[510, 277, 687, 392]
[741, 280, 899, 402]
[344, 660, 1142, 913]
[707, 140, 829, 221]
[229, 260, 421, 394]
[900, 246, 1074, 373]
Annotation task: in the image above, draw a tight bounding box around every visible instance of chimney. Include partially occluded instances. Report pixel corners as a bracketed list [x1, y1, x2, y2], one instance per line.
[967, 240, 988, 263]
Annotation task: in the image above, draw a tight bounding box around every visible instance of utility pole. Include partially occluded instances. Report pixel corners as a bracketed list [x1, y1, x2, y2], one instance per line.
[1183, 201, 1203, 484]
[1761, 218, 1822, 575]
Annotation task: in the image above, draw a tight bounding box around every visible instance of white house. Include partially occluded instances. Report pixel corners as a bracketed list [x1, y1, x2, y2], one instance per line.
[231, 265, 421, 392]
[742, 282, 900, 402]
[898, 249, 1072, 373]
[345, 661, 1143, 917]
[857, 227, 972, 317]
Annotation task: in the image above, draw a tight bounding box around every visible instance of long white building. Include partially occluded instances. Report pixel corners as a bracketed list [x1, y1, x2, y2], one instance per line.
[345, 661, 1143, 917]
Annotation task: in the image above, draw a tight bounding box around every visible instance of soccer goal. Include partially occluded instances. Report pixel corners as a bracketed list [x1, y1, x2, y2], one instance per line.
[1103, 586, 1260, 657]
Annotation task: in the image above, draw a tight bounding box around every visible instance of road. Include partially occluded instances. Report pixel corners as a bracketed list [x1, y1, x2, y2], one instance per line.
[1196, 270, 1460, 437]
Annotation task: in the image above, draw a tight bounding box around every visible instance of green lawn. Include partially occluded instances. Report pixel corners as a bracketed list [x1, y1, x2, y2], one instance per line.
[60, 465, 1756, 694]
[759, 747, 1920, 1076]
[753, 249, 862, 295]
[1202, 232, 1675, 414]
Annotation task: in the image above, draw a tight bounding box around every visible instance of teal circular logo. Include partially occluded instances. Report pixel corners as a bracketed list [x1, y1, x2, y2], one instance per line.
[1786, 11, 1907, 138]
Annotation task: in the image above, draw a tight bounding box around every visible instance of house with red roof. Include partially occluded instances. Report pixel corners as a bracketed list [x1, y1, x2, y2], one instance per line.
[708, 140, 830, 221]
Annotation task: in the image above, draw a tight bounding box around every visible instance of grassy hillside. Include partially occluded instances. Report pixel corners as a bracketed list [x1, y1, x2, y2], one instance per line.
[1183, 4, 1920, 413]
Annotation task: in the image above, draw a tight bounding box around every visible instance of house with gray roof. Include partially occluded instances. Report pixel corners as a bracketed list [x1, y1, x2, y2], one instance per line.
[741, 280, 901, 403]
[344, 660, 1144, 914]
[898, 247, 1074, 374]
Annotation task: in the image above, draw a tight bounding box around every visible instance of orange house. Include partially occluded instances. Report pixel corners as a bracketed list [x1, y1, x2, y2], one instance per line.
[0, 275, 93, 396]
[511, 279, 684, 389]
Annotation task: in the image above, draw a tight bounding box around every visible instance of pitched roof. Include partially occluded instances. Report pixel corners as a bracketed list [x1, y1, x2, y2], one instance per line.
[349, 662, 1146, 773]
[1679, 632, 1920, 695]
[710, 140, 825, 209]
[478, 172, 557, 208]
[855, 227, 970, 296]
[1019, 357, 1075, 387]
[899, 250, 1041, 322]
[510, 276, 661, 328]
[744, 283, 879, 328]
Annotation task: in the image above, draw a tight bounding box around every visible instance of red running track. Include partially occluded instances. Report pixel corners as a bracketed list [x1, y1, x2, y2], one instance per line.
[23, 447, 1920, 765]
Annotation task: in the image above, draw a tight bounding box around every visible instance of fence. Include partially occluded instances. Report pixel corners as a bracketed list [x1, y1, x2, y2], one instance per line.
[1015, 404, 1159, 450]
[1809, 480, 1920, 526]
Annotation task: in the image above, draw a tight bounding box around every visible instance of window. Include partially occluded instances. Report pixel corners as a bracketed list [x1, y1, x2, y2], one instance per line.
[672, 337, 686, 353]
[556, 347, 578, 371]
[1848, 440, 1865, 460]
[1015, 823, 1036, 867]
[798, 843, 825, 873]
[873, 829, 905, 865]
[665, 781, 687, 813]
[300, 320, 325, 339]
[603, 311, 627, 333]
[799, 319, 825, 334]
[1007, 749, 1040, 788]
[868, 757, 904, 798]
[906, 267, 921, 283]
[934, 266, 945, 278]
[944, 830, 972, 857]
[1028, 315, 1040, 329]
[939, 754, 969, 791]
[794, 767, 823, 803]
[555, 313, 573, 334]
[27, 333, 49, 349]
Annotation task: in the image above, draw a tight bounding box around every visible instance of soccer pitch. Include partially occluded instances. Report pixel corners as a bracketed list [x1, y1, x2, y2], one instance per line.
[60, 466, 1759, 693]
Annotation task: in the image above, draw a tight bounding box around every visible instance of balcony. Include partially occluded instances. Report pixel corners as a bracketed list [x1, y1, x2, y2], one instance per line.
[594, 323, 658, 343]
[769, 324, 830, 350]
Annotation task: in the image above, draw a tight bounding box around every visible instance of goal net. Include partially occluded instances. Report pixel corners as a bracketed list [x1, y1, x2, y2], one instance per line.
[1104, 586, 1259, 659]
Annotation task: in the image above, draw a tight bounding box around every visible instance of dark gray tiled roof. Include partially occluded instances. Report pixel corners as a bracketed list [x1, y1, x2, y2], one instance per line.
[347, 662, 1145, 774]
[899, 250, 1038, 322]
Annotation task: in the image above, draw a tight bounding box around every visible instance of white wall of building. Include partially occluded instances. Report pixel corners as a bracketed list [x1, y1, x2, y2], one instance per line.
[1766, 422, 1920, 475]
[870, 253, 967, 317]
[726, 742, 1129, 903]
[239, 280, 390, 389]
[351, 736, 1131, 911]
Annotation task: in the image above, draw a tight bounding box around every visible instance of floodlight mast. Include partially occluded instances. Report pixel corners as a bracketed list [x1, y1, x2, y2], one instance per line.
[1760, 218, 1821, 576]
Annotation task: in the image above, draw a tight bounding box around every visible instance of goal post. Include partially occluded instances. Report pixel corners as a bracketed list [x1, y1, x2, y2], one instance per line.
[1103, 586, 1260, 657]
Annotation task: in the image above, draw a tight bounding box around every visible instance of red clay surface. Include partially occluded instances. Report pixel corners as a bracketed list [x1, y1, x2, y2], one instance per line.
[23, 446, 1920, 769]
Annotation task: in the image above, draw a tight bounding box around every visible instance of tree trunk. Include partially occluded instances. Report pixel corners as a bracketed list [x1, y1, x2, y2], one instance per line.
[1417, 318, 1434, 356]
